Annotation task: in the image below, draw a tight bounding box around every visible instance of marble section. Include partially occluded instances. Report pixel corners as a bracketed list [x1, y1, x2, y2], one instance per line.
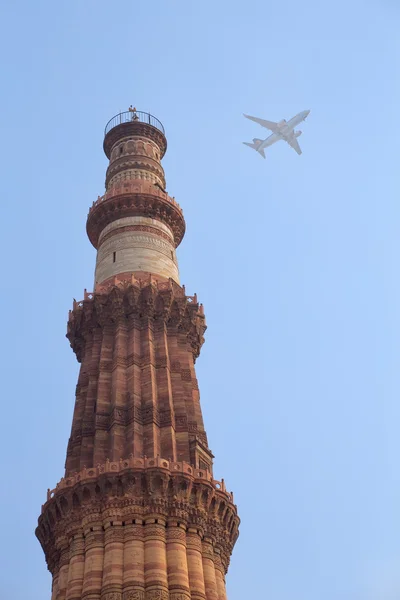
[99, 216, 174, 245]
[95, 226, 179, 286]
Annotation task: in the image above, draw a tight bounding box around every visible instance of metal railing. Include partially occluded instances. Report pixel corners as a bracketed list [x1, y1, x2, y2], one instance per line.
[104, 110, 165, 137]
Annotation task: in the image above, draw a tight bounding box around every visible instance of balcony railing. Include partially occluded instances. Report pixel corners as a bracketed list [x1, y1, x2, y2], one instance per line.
[104, 110, 165, 137]
[88, 180, 182, 217]
[43, 456, 235, 506]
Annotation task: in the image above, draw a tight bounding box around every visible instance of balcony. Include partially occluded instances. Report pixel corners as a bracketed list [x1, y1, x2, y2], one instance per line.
[104, 109, 165, 137]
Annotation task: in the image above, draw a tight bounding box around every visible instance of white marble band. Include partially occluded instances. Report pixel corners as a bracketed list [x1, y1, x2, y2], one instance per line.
[95, 217, 179, 286]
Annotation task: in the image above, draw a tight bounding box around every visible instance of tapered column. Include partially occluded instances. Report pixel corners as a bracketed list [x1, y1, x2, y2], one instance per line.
[57, 544, 70, 600]
[82, 529, 104, 600]
[144, 520, 168, 600]
[202, 539, 218, 600]
[94, 325, 114, 466]
[166, 523, 190, 600]
[214, 552, 227, 600]
[66, 352, 89, 473]
[154, 322, 176, 460]
[141, 320, 160, 458]
[52, 568, 60, 600]
[66, 534, 85, 600]
[186, 529, 206, 600]
[109, 322, 128, 461]
[123, 522, 145, 600]
[102, 525, 124, 597]
[37, 110, 240, 600]
[125, 319, 143, 458]
[168, 332, 190, 462]
[81, 329, 102, 469]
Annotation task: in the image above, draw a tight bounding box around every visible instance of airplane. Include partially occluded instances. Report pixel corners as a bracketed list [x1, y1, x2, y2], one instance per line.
[243, 109, 310, 158]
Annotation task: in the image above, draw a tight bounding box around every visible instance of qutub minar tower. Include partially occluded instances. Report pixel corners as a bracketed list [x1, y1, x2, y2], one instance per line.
[36, 108, 240, 600]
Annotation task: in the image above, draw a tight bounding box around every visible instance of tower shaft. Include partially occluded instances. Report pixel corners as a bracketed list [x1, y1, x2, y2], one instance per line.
[36, 109, 239, 600]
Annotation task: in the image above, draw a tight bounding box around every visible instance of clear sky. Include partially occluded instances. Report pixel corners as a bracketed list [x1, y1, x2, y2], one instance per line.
[1, 1, 399, 599]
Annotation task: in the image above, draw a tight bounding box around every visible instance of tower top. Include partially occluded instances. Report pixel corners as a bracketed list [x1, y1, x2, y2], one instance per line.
[103, 107, 167, 159]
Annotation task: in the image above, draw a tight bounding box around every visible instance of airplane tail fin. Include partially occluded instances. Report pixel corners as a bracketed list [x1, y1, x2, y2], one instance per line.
[243, 138, 266, 158]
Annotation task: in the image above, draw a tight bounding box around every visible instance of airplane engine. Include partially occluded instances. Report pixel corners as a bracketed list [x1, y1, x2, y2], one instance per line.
[294, 130, 302, 138]
[278, 119, 286, 126]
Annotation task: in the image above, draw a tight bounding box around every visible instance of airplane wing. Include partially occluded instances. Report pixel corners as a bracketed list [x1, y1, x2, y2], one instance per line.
[286, 137, 302, 155]
[243, 114, 279, 132]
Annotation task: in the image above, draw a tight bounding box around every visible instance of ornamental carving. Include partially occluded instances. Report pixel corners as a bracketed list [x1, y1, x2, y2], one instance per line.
[166, 528, 186, 542]
[37, 456, 239, 578]
[59, 547, 70, 567]
[202, 542, 214, 560]
[111, 407, 127, 426]
[105, 528, 124, 543]
[180, 369, 191, 382]
[87, 193, 185, 249]
[144, 525, 166, 540]
[145, 591, 169, 600]
[186, 534, 202, 552]
[67, 282, 206, 363]
[102, 593, 122, 600]
[175, 416, 187, 431]
[159, 409, 172, 425]
[105, 160, 165, 190]
[110, 138, 160, 162]
[84, 531, 104, 548]
[187, 421, 198, 433]
[70, 538, 85, 554]
[123, 526, 144, 541]
[108, 169, 165, 190]
[123, 591, 145, 600]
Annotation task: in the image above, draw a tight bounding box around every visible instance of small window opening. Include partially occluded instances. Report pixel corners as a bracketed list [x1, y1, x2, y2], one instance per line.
[120, 145, 124, 154]
[113, 252, 116, 263]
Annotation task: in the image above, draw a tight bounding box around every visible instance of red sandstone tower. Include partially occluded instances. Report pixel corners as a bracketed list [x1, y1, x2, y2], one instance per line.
[36, 108, 240, 600]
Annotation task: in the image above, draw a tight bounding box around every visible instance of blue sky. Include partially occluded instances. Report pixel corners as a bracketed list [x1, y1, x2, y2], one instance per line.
[0, 1, 400, 599]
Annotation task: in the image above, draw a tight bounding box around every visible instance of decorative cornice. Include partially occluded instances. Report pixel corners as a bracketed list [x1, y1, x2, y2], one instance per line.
[87, 181, 185, 249]
[36, 456, 239, 574]
[66, 278, 206, 363]
[43, 456, 234, 504]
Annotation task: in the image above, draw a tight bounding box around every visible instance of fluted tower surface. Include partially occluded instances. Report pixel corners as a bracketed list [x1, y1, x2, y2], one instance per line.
[36, 108, 240, 600]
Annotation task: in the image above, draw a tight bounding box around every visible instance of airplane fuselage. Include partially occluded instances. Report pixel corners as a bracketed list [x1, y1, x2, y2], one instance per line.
[258, 110, 309, 153]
